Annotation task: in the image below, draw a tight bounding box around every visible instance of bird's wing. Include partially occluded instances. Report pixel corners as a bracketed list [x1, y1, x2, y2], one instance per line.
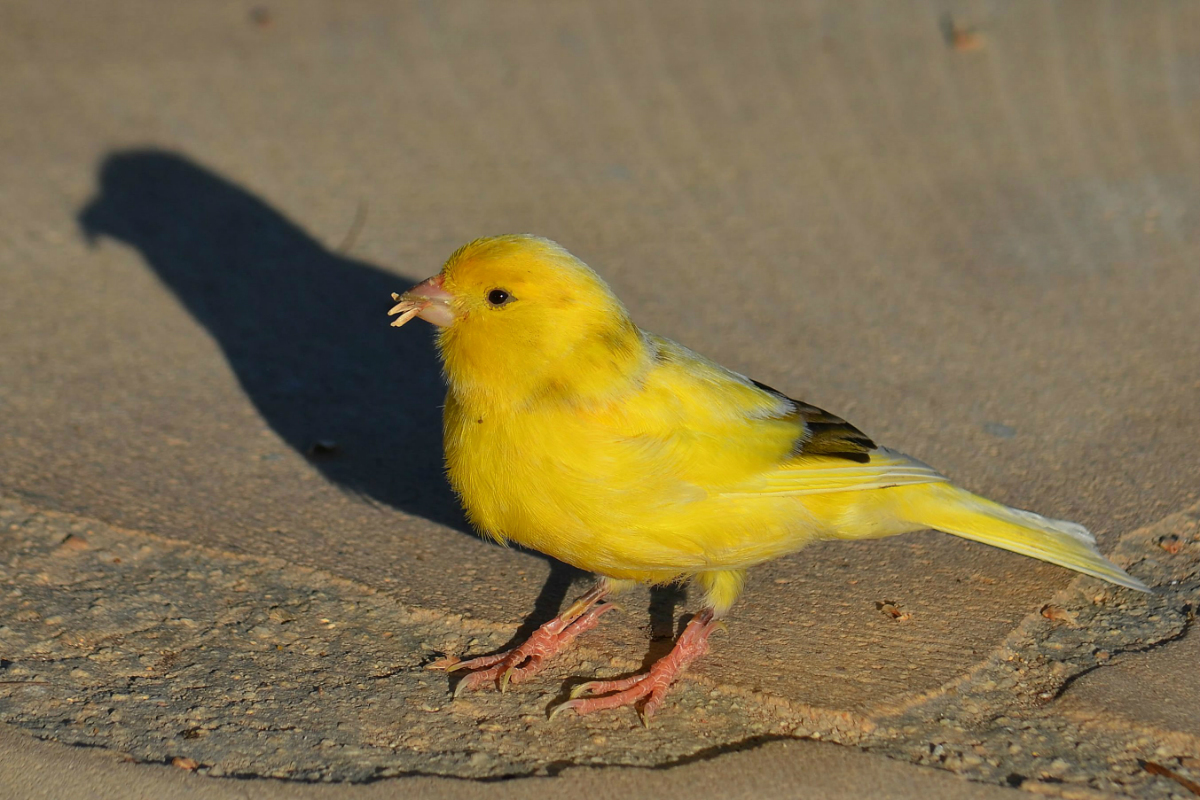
[749, 379, 876, 463]
[607, 334, 948, 496]
[730, 446, 949, 497]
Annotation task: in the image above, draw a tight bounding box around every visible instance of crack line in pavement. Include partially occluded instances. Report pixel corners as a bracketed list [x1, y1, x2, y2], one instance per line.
[1, 494, 1197, 794]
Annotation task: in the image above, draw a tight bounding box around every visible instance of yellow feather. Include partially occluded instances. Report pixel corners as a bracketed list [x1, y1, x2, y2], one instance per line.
[889, 483, 1149, 592]
[402, 234, 1147, 618]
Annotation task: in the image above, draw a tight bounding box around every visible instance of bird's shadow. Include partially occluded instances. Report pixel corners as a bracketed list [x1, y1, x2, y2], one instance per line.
[76, 149, 676, 659]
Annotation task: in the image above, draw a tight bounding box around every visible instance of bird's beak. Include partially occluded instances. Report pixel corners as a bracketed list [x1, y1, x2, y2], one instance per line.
[388, 274, 455, 328]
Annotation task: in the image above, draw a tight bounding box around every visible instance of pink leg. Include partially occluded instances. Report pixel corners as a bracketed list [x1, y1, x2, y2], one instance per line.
[429, 583, 617, 695]
[551, 608, 720, 725]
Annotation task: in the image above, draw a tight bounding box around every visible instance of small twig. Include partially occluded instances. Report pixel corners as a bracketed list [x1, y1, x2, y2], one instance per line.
[1143, 760, 1200, 796]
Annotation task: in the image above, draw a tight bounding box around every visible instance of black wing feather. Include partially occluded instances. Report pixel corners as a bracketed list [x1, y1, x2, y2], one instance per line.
[751, 380, 876, 463]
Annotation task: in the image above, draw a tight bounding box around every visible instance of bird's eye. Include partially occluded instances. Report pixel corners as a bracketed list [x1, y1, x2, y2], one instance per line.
[487, 289, 512, 306]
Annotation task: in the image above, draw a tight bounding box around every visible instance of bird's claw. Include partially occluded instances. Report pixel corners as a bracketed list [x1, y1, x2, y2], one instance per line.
[568, 681, 597, 700]
[499, 663, 519, 693]
[426, 656, 462, 671]
[548, 698, 584, 721]
[550, 694, 654, 724]
[453, 676, 474, 699]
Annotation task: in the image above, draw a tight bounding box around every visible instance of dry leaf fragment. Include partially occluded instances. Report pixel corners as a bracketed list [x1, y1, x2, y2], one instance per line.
[1040, 604, 1078, 625]
[1159, 534, 1184, 555]
[942, 16, 985, 52]
[876, 600, 912, 621]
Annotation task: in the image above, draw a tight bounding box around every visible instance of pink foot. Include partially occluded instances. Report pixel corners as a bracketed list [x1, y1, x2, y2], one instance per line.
[429, 584, 616, 695]
[551, 608, 720, 724]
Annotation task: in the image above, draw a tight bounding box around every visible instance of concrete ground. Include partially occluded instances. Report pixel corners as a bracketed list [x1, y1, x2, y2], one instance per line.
[1, 1, 1198, 797]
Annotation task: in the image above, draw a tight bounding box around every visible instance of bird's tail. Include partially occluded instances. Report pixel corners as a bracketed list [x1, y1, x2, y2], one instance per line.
[899, 483, 1150, 592]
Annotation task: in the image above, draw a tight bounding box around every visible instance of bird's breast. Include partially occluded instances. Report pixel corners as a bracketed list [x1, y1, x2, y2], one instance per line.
[443, 394, 590, 550]
[440, 391, 702, 577]
[438, 390, 838, 579]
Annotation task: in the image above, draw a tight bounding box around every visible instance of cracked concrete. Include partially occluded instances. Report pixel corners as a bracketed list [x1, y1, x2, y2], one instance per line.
[868, 506, 1200, 797]
[2, 494, 1197, 794]
[0, 496, 783, 780]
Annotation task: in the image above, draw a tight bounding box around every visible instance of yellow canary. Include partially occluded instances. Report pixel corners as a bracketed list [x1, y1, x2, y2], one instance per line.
[389, 234, 1148, 723]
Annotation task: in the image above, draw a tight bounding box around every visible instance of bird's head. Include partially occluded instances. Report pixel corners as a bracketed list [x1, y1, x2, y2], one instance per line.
[390, 235, 648, 408]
